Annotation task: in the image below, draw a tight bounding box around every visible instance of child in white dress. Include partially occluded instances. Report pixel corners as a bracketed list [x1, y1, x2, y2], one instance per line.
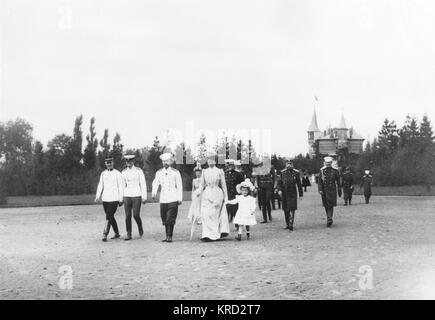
[227, 179, 257, 240]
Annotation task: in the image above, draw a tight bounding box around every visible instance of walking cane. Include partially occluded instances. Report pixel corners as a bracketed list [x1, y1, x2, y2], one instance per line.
[190, 218, 196, 240]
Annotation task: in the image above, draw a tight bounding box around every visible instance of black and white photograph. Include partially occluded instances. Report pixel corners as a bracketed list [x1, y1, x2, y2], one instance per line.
[1, 0, 435, 307]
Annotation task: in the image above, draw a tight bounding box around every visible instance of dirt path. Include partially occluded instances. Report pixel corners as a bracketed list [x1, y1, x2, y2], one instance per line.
[1, 189, 435, 299]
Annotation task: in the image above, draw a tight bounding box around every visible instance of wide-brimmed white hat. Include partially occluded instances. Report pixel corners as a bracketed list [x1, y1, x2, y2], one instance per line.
[236, 178, 255, 193]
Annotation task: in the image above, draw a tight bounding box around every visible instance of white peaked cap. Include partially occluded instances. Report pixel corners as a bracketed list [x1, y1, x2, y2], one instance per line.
[365, 170, 370, 174]
[124, 154, 136, 160]
[324, 156, 333, 163]
[160, 152, 174, 161]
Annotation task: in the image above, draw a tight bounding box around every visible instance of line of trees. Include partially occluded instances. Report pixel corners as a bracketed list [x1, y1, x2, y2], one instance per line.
[1, 113, 434, 203]
[0, 116, 261, 202]
[286, 114, 435, 187]
[355, 114, 435, 186]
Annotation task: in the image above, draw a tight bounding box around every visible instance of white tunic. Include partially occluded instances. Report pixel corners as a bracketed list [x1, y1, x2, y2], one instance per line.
[151, 167, 183, 203]
[95, 169, 124, 202]
[122, 166, 147, 199]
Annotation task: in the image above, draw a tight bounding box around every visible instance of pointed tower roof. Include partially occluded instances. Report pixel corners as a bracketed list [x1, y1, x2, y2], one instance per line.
[338, 114, 347, 129]
[308, 109, 321, 132]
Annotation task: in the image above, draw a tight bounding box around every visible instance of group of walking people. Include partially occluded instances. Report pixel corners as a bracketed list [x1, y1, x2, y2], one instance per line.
[94, 152, 373, 243]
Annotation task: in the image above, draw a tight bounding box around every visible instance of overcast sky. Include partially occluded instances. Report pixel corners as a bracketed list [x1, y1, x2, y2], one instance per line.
[1, 0, 435, 157]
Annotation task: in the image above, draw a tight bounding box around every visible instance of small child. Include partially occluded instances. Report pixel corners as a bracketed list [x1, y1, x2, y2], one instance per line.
[226, 179, 257, 240]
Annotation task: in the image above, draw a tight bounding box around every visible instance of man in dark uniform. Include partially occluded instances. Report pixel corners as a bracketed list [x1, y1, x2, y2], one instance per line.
[360, 170, 373, 204]
[318, 156, 342, 227]
[224, 159, 244, 223]
[301, 171, 311, 192]
[342, 166, 354, 206]
[277, 159, 303, 231]
[255, 164, 276, 223]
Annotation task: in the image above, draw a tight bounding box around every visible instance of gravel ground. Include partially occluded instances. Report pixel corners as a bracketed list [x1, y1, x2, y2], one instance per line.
[1, 188, 435, 300]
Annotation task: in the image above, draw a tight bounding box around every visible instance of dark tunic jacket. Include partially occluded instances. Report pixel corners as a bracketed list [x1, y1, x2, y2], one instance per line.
[277, 168, 303, 211]
[225, 169, 244, 200]
[318, 166, 342, 207]
[360, 175, 373, 196]
[342, 172, 354, 194]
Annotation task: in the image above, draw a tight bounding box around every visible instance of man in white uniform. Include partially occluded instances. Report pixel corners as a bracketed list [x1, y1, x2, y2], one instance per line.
[152, 152, 183, 243]
[95, 156, 124, 242]
[122, 154, 147, 241]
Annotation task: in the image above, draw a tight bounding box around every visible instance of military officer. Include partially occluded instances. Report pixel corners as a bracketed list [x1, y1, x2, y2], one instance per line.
[95, 156, 124, 242]
[122, 154, 147, 240]
[255, 164, 276, 223]
[342, 167, 354, 206]
[277, 159, 303, 231]
[224, 159, 244, 224]
[152, 152, 183, 243]
[318, 156, 342, 227]
[360, 170, 373, 204]
[234, 160, 246, 179]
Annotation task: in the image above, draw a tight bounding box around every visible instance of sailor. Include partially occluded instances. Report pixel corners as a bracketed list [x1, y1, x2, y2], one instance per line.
[152, 152, 183, 243]
[95, 156, 124, 242]
[121, 153, 147, 240]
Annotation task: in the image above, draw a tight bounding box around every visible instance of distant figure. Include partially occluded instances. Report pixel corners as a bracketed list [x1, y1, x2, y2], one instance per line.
[152, 152, 183, 243]
[277, 159, 303, 231]
[301, 171, 311, 192]
[226, 179, 257, 241]
[95, 156, 124, 242]
[318, 156, 342, 228]
[342, 167, 354, 206]
[360, 170, 373, 204]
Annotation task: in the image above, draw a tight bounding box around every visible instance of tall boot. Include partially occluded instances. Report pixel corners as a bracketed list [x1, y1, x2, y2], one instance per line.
[261, 208, 268, 223]
[102, 220, 110, 242]
[135, 216, 144, 237]
[289, 211, 295, 231]
[326, 208, 333, 227]
[110, 219, 120, 239]
[162, 225, 169, 242]
[167, 224, 174, 243]
[284, 211, 290, 229]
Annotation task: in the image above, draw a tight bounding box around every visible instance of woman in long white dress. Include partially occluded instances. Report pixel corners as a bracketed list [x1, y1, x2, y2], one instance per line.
[196, 158, 230, 241]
